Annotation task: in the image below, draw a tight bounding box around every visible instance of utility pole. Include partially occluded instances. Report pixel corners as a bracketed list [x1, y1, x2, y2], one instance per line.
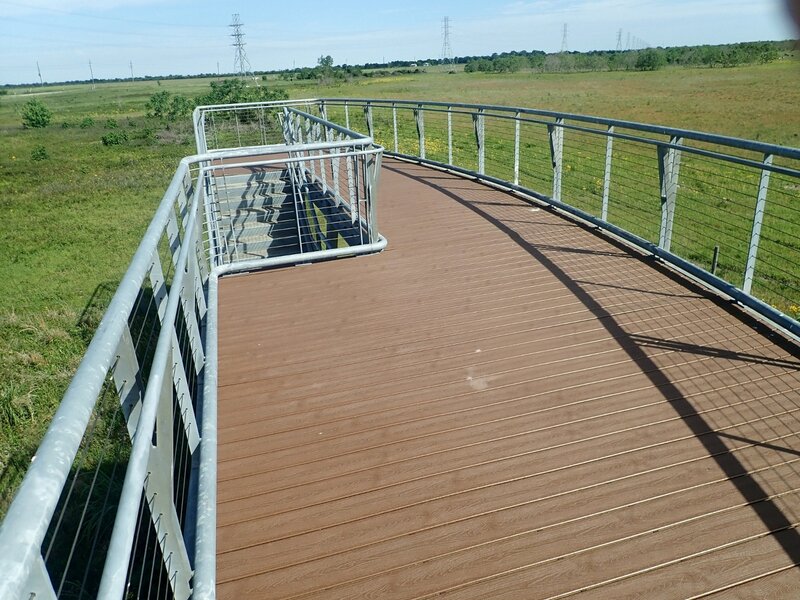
[129, 60, 134, 82]
[89, 60, 95, 90]
[441, 16, 453, 66]
[36, 61, 43, 86]
[229, 13, 253, 80]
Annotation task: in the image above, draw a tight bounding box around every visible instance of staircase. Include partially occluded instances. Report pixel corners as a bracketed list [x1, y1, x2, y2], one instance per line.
[210, 165, 368, 265]
[212, 168, 302, 262]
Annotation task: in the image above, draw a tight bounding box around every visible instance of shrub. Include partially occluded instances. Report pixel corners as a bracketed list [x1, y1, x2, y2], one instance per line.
[101, 131, 128, 146]
[635, 49, 666, 71]
[21, 99, 52, 128]
[30, 145, 49, 161]
[104, 118, 118, 129]
[145, 90, 171, 119]
[79, 116, 94, 128]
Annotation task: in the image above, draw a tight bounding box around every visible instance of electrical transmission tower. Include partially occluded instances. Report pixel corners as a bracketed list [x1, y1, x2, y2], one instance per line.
[441, 17, 453, 65]
[561, 24, 568, 53]
[229, 13, 253, 79]
[616, 29, 623, 52]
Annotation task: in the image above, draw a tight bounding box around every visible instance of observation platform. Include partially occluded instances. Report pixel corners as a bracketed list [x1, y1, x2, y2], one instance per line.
[215, 159, 800, 598]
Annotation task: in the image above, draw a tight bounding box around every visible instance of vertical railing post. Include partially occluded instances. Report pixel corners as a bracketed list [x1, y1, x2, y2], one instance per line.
[364, 102, 374, 139]
[346, 152, 356, 222]
[602, 125, 614, 222]
[447, 107, 453, 165]
[513, 111, 521, 186]
[344, 101, 350, 130]
[474, 108, 485, 175]
[658, 136, 683, 251]
[318, 100, 327, 123]
[414, 104, 425, 160]
[332, 132, 342, 205]
[392, 103, 398, 153]
[234, 111, 242, 148]
[743, 153, 774, 294]
[259, 107, 267, 146]
[548, 117, 565, 202]
[366, 152, 382, 244]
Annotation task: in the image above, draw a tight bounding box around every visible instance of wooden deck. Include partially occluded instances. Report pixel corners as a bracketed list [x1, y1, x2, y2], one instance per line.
[216, 159, 800, 599]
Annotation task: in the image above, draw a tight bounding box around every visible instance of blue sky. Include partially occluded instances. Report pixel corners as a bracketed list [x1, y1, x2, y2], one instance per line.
[0, 0, 795, 85]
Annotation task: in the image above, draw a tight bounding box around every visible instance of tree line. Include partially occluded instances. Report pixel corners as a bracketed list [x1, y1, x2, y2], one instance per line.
[461, 41, 792, 74]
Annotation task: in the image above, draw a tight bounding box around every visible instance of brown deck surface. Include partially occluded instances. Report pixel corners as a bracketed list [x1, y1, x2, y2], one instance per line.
[216, 159, 800, 599]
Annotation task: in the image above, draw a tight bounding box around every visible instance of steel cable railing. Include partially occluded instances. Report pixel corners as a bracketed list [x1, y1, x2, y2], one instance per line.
[302, 98, 799, 339]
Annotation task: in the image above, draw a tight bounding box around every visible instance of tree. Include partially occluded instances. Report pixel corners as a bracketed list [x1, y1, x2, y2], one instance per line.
[635, 49, 666, 71]
[316, 55, 334, 83]
[21, 99, 52, 128]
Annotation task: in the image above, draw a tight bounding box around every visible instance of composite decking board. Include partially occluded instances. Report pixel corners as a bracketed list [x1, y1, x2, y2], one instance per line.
[701, 565, 800, 599]
[216, 159, 800, 598]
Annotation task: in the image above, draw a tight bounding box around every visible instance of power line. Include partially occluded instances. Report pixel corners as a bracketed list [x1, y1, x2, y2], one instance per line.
[229, 13, 253, 79]
[441, 16, 453, 65]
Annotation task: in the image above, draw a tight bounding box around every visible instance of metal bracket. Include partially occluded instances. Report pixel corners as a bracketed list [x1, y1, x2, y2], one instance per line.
[414, 105, 425, 160]
[658, 136, 683, 251]
[602, 125, 614, 222]
[474, 109, 485, 175]
[364, 103, 374, 140]
[743, 153, 774, 294]
[548, 118, 565, 202]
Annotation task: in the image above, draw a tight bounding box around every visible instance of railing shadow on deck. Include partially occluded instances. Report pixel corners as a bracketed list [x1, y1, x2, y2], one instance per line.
[385, 161, 800, 566]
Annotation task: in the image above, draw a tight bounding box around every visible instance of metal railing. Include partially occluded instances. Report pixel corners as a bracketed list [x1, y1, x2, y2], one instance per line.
[196, 97, 800, 339]
[0, 111, 385, 599]
[203, 107, 381, 267]
[318, 98, 800, 338]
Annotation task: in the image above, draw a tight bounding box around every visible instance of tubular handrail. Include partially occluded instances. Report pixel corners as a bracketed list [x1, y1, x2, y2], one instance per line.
[319, 97, 800, 161]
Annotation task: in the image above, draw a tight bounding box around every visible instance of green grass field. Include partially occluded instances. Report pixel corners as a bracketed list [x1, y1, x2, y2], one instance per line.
[1, 61, 799, 512]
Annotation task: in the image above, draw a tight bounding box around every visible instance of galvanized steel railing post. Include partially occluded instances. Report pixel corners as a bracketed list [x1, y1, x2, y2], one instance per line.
[366, 152, 382, 243]
[392, 103, 398, 153]
[602, 125, 614, 221]
[318, 100, 327, 123]
[364, 102, 374, 139]
[415, 104, 426, 160]
[447, 107, 453, 165]
[513, 112, 521, 186]
[474, 108, 486, 175]
[344, 101, 350, 130]
[658, 136, 683, 251]
[548, 117, 565, 202]
[743, 153, 774, 294]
